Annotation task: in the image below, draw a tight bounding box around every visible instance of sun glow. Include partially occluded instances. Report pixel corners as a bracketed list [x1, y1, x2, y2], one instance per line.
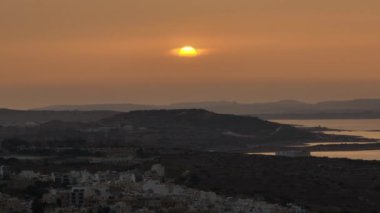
[177, 46, 199, 57]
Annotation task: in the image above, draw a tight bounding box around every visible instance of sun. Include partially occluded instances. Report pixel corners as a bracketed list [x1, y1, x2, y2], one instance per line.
[178, 46, 199, 57]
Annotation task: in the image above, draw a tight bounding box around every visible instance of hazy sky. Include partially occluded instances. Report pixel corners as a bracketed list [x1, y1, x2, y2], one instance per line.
[1, 0, 380, 109]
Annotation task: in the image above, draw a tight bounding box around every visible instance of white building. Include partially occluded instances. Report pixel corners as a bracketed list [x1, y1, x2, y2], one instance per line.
[119, 172, 136, 183]
[110, 202, 132, 213]
[70, 187, 86, 207]
[18, 170, 39, 179]
[0, 166, 10, 179]
[143, 180, 169, 195]
[151, 164, 165, 177]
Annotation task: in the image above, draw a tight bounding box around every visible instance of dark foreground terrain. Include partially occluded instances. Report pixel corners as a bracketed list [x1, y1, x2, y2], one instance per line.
[1, 148, 380, 212]
[0, 149, 380, 212]
[159, 152, 380, 212]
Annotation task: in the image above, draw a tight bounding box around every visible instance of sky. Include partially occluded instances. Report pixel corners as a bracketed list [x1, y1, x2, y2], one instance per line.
[1, 0, 380, 109]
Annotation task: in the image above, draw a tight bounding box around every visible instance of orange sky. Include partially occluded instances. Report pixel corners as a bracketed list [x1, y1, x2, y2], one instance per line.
[1, 0, 380, 109]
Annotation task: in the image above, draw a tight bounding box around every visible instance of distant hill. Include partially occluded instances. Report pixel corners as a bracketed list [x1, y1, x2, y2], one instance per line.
[0, 109, 117, 126]
[169, 99, 380, 115]
[169, 100, 312, 115]
[2, 99, 380, 126]
[315, 99, 380, 111]
[35, 103, 157, 112]
[33, 99, 380, 119]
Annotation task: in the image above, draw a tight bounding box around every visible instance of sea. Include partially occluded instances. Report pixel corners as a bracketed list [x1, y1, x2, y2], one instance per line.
[268, 119, 380, 161]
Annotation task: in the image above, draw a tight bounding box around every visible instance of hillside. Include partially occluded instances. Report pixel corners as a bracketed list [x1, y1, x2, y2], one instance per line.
[101, 109, 302, 135]
[0, 109, 323, 151]
[97, 109, 319, 150]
